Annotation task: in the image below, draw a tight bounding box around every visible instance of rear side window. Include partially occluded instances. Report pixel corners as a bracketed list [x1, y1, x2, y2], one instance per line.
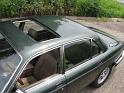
[64, 40, 91, 69]
[91, 41, 100, 57]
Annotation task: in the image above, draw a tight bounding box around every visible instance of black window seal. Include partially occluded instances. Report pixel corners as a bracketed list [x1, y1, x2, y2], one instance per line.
[91, 39, 101, 58]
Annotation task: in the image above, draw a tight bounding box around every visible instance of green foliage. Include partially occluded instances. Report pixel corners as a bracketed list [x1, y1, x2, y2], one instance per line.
[0, 0, 27, 17]
[76, 0, 101, 16]
[0, 0, 124, 18]
[75, 0, 124, 17]
[98, 0, 124, 17]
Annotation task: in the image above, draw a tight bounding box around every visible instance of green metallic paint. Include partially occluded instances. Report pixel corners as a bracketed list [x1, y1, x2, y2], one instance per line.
[0, 16, 123, 93]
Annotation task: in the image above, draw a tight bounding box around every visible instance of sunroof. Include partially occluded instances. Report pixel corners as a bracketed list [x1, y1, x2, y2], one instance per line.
[13, 19, 58, 42]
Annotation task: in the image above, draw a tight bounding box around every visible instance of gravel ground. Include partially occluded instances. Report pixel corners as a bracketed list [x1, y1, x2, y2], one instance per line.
[75, 20, 124, 93]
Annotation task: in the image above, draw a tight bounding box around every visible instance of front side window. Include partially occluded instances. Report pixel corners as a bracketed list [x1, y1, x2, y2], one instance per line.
[64, 40, 91, 69]
[16, 48, 60, 88]
[0, 33, 21, 92]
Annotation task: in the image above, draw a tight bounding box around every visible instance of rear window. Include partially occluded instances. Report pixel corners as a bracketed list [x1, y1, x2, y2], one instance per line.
[88, 27, 118, 47]
[13, 20, 58, 42]
[0, 33, 21, 92]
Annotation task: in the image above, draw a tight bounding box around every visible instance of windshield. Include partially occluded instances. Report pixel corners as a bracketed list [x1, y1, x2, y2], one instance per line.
[0, 33, 21, 92]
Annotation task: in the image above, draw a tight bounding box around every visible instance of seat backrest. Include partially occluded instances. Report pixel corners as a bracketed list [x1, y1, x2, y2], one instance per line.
[28, 28, 39, 40]
[33, 54, 57, 80]
[28, 28, 52, 41]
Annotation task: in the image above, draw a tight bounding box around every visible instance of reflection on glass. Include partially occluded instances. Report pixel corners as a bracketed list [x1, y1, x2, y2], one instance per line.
[0, 33, 21, 92]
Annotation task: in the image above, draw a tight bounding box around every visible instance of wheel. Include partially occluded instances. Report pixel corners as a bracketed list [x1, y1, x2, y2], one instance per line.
[91, 66, 112, 88]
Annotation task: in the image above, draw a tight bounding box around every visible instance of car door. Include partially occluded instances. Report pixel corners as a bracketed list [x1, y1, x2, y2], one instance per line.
[63, 39, 103, 93]
[16, 74, 66, 93]
[15, 47, 67, 93]
[23, 74, 66, 93]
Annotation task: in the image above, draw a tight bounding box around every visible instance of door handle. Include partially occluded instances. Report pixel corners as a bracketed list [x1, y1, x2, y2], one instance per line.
[55, 81, 63, 88]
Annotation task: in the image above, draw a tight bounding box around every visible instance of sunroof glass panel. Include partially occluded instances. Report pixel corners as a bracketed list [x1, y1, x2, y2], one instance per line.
[13, 20, 58, 42]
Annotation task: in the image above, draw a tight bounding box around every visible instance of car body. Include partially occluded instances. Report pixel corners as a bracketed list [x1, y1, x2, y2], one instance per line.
[0, 16, 123, 93]
[119, 0, 124, 3]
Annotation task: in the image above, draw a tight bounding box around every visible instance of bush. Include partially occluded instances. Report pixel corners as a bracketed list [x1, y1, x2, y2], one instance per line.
[98, 0, 124, 17]
[75, 0, 101, 16]
[75, 0, 124, 17]
[0, 0, 27, 17]
[0, 0, 15, 17]
[0, 0, 124, 18]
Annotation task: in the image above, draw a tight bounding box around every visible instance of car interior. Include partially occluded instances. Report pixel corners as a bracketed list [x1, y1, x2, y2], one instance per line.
[65, 41, 91, 69]
[16, 49, 60, 88]
[28, 28, 56, 41]
[13, 19, 58, 42]
[0, 38, 15, 59]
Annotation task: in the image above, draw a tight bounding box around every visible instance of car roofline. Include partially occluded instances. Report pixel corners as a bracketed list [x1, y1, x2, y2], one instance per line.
[0, 16, 99, 57]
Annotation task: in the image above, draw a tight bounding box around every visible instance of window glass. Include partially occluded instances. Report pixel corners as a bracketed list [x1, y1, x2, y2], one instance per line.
[0, 33, 21, 93]
[13, 20, 58, 42]
[16, 48, 60, 88]
[64, 40, 91, 69]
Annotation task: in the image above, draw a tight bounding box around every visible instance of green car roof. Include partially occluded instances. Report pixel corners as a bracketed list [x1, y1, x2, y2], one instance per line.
[32, 16, 96, 38]
[0, 16, 98, 58]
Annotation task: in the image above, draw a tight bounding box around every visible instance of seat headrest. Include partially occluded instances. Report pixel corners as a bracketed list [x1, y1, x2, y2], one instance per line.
[28, 29, 52, 41]
[28, 28, 41, 41]
[28, 28, 37, 37]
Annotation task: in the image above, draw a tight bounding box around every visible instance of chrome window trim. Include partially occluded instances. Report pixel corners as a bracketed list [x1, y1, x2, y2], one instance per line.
[115, 50, 124, 65]
[60, 45, 65, 74]
[4, 45, 62, 93]
[13, 20, 30, 23]
[16, 37, 92, 84]
[5, 36, 92, 92]
[25, 74, 65, 93]
[12, 46, 63, 92]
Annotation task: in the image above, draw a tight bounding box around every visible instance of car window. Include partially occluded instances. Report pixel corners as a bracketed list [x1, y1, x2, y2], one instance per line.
[0, 33, 21, 93]
[91, 41, 100, 57]
[16, 48, 60, 88]
[13, 20, 58, 42]
[64, 40, 91, 70]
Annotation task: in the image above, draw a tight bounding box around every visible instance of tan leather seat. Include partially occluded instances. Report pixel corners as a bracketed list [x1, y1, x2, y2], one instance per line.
[17, 76, 37, 87]
[19, 53, 57, 87]
[34, 53, 57, 80]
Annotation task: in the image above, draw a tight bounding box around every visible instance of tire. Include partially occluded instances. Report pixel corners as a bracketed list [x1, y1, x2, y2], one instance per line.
[91, 66, 112, 88]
